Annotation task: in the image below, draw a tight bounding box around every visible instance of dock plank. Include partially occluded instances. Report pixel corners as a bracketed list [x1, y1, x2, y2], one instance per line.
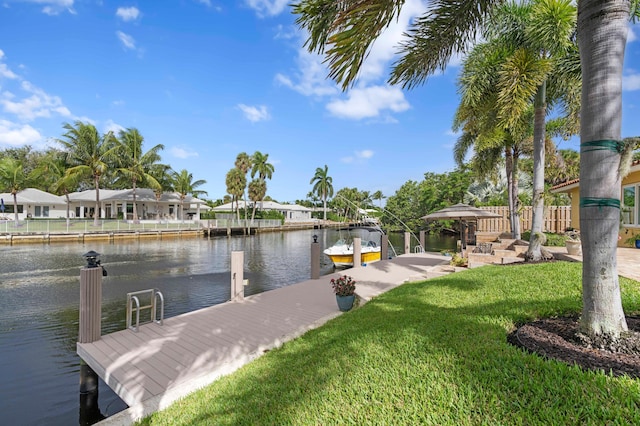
[82, 253, 449, 425]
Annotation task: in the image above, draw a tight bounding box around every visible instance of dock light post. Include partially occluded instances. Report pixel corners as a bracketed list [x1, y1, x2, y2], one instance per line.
[311, 234, 320, 279]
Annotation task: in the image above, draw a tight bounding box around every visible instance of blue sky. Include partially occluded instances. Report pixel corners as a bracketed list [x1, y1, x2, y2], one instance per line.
[0, 1, 639, 204]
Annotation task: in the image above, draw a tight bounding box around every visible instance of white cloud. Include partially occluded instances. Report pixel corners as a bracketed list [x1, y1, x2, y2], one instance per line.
[0, 120, 42, 146]
[445, 129, 461, 137]
[103, 119, 125, 135]
[275, 49, 338, 97]
[195, 0, 212, 6]
[170, 146, 199, 159]
[629, 25, 637, 43]
[244, 0, 288, 17]
[116, 31, 136, 50]
[116, 7, 140, 22]
[274, 24, 296, 40]
[29, 0, 75, 15]
[111, 100, 125, 106]
[341, 150, 375, 164]
[623, 72, 640, 91]
[326, 86, 410, 120]
[0, 50, 18, 79]
[238, 104, 271, 122]
[1, 80, 71, 121]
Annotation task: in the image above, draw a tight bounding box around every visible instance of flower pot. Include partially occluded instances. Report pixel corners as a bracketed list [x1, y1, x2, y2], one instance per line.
[336, 294, 355, 312]
[635, 240, 640, 249]
[566, 240, 581, 256]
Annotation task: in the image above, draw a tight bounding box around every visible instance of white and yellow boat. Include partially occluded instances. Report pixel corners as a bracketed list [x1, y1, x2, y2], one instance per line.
[323, 238, 381, 268]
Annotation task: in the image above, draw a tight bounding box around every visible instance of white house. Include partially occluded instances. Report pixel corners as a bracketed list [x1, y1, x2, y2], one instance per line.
[67, 188, 208, 220]
[212, 200, 313, 222]
[0, 188, 67, 220]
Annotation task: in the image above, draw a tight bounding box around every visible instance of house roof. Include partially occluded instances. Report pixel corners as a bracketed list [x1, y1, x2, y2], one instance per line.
[550, 159, 640, 193]
[68, 188, 206, 204]
[0, 188, 66, 205]
[212, 200, 311, 212]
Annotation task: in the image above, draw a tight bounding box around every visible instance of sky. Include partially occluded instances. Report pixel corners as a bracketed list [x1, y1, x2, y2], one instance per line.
[0, 1, 639, 204]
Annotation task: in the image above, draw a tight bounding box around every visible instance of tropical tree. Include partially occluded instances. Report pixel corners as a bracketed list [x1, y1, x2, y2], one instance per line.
[115, 128, 165, 223]
[250, 151, 275, 219]
[248, 179, 267, 221]
[172, 169, 207, 221]
[234, 153, 252, 220]
[372, 190, 385, 208]
[310, 165, 334, 221]
[293, 0, 638, 341]
[225, 168, 246, 220]
[148, 163, 175, 222]
[32, 150, 79, 225]
[0, 157, 29, 224]
[57, 121, 118, 226]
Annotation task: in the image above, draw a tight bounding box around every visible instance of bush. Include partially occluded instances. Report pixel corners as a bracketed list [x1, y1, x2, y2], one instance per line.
[521, 231, 565, 247]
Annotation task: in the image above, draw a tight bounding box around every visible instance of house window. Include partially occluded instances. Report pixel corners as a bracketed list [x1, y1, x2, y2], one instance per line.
[43, 206, 49, 217]
[35, 206, 41, 217]
[2, 204, 23, 213]
[622, 185, 637, 225]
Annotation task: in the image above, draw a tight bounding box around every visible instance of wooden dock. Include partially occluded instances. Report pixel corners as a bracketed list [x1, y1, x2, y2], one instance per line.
[81, 253, 451, 425]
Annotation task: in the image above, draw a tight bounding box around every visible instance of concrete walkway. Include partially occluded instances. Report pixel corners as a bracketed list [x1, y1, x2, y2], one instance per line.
[97, 252, 451, 425]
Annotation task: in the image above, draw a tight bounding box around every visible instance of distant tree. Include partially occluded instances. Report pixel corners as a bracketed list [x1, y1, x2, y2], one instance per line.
[32, 151, 79, 225]
[148, 163, 175, 221]
[225, 168, 246, 220]
[310, 165, 334, 221]
[235, 153, 252, 219]
[372, 190, 385, 208]
[250, 151, 274, 217]
[57, 121, 118, 226]
[172, 169, 207, 221]
[0, 157, 30, 224]
[248, 179, 267, 221]
[115, 128, 165, 222]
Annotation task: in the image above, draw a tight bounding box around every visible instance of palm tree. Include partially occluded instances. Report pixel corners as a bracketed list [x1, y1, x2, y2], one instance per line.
[115, 128, 165, 223]
[57, 121, 118, 226]
[225, 168, 246, 221]
[248, 179, 267, 221]
[310, 165, 334, 222]
[172, 169, 207, 221]
[293, 0, 636, 341]
[234, 153, 252, 220]
[250, 151, 275, 219]
[148, 164, 175, 222]
[372, 190, 385, 208]
[0, 157, 29, 225]
[32, 151, 79, 226]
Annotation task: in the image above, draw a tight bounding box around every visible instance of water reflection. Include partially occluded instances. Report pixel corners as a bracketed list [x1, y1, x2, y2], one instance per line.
[0, 228, 456, 425]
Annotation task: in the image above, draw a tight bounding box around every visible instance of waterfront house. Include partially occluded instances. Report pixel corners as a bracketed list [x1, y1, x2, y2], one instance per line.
[0, 188, 67, 220]
[67, 188, 208, 220]
[551, 159, 640, 247]
[212, 200, 313, 222]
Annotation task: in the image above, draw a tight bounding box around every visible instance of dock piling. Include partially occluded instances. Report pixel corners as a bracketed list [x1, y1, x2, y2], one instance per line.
[231, 251, 244, 301]
[311, 234, 320, 279]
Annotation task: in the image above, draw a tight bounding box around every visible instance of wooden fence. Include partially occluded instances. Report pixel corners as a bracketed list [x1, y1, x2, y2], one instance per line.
[476, 206, 572, 234]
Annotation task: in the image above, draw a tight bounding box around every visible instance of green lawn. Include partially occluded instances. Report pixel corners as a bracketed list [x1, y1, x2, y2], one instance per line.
[138, 262, 640, 425]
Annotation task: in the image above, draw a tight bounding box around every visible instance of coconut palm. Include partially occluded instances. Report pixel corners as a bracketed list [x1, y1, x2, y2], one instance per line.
[57, 121, 118, 226]
[372, 190, 385, 208]
[250, 151, 275, 219]
[225, 168, 246, 221]
[32, 151, 79, 226]
[248, 179, 267, 221]
[310, 165, 334, 222]
[293, 0, 639, 340]
[0, 157, 30, 224]
[172, 169, 207, 221]
[148, 163, 175, 222]
[115, 128, 165, 223]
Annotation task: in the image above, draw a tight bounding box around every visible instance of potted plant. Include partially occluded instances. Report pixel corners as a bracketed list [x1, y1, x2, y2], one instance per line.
[331, 275, 356, 312]
[624, 235, 640, 249]
[565, 229, 581, 255]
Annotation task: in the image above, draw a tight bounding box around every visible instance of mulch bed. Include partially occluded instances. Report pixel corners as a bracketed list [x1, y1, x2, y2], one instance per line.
[508, 316, 640, 378]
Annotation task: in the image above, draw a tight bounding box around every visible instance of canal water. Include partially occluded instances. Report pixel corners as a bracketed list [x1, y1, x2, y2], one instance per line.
[0, 228, 455, 425]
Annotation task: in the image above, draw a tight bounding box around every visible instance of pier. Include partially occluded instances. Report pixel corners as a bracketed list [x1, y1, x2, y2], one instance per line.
[78, 253, 452, 425]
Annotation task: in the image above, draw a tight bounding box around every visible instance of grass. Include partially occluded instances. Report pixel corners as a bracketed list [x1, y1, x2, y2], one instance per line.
[138, 262, 640, 425]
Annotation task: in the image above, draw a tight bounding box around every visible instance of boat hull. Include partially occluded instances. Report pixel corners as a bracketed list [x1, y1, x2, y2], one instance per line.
[326, 250, 381, 268]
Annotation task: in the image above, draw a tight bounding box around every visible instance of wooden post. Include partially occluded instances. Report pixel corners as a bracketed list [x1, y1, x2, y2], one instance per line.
[352, 237, 362, 268]
[79, 266, 102, 344]
[419, 230, 425, 252]
[381, 234, 389, 261]
[404, 232, 410, 254]
[231, 251, 244, 301]
[311, 239, 320, 279]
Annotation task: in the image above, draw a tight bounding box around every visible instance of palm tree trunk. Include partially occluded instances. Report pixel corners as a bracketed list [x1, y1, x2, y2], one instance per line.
[527, 82, 547, 260]
[12, 192, 18, 225]
[505, 147, 515, 237]
[132, 177, 139, 224]
[577, 0, 629, 338]
[65, 192, 70, 227]
[93, 176, 100, 227]
[322, 192, 327, 222]
[511, 149, 521, 240]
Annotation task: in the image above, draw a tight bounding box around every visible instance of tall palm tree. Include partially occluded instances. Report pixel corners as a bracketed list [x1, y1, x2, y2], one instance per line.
[372, 190, 385, 208]
[310, 165, 334, 221]
[0, 157, 29, 225]
[172, 169, 207, 221]
[32, 151, 79, 226]
[57, 121, 118, 226]
[148, 163, 175, 222]
[226, 168, 246, 220]
[293, 0, 636, 340]
[234, 153, 252, 220]
[250, 151, 275, 219]
[115, 128, 165, 223]
[248, 179, 267, 221]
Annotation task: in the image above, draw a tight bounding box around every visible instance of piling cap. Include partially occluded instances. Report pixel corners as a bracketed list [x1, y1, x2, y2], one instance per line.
[83, 250, 101, 268]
